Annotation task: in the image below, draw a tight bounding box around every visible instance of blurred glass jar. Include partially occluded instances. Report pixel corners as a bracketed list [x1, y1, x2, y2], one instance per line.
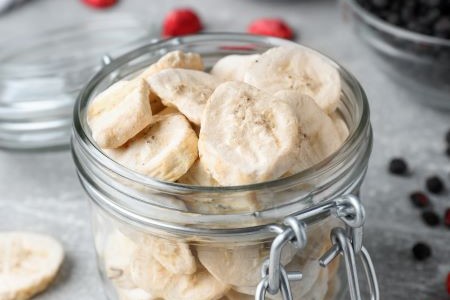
[0, 16, 155, 150]
[71, 34, 374, 300]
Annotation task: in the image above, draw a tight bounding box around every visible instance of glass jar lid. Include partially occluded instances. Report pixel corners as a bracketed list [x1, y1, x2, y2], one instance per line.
[0, 15, 158, 150]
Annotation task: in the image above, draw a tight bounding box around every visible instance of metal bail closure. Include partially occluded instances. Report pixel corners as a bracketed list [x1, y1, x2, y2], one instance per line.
[255, 217, 306, 300]
[256, 195, 379, 300]
[319, 229, 380, 300]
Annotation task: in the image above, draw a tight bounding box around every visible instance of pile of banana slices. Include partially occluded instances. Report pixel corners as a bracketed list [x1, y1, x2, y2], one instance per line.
[100, 223, 341, 300]
[88, 45, 349, 187]
[87, 45, 348, 300]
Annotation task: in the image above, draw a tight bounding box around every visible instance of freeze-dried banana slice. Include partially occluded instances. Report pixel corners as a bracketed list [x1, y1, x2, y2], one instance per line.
[103, 230, 137, 289]
[211, 54, 260, 81]
[88, 79, 153, 149]
[138, 50, 204, 80]
[139, 236, 196, 275]
[164, 269, 229, 300]
[149, 69, 222, 125]
[274, 90, 343, 174]
[300, 268, 329, 300]
[233, 258, 326, 300]
[116, 287, 156, 300]
[130, 249, 228, 300]
[104, 112, 198, 181]
[197, 242, 296, 287]
[178, 160, 263, 214]
[244, 46, 341, 113]
[329, 112, 349, 142]
[222, 290, 253, 300]
[199, 81, 299, 186]
[0, 232, 64, 300]
[178, 159, 219, 186]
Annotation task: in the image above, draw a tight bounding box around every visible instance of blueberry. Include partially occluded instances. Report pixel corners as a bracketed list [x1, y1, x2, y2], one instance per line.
[434, 17, 450, 38]
[412, 242, 432, 261]
[446, 145, 450, 158]
[371, 0, 389, 9]
[410, 191, 430, 208]
[426, 176, 445, 194]
[420, 0, 441, 7]
[388, 158, 409, 175]
[422, 210, 441, 226]
[446, 129, 450, 144]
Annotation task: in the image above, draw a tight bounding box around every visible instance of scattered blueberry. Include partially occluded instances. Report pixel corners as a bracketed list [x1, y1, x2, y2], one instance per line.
[389, 158, 409, 175]
[444, 208, 450, 228]
[409, 191, 430, 208]
[412, 242, 432, 261]
[426, 176, 445, 194]
[422, 210, 441, 226]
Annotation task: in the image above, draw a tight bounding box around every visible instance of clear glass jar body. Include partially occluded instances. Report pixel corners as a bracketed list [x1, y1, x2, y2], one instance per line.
[72, 34, 372, 300]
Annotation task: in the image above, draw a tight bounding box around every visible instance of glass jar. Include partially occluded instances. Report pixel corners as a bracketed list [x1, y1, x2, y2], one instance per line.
[71, 34, 376, 300]
[0, 16, 156, 150]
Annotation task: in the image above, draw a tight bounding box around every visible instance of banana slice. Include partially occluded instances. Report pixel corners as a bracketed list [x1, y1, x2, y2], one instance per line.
[139, 236, 196, 275]
[178, 162, 262, 214]
[329, 112, 349, 142]
[116, 287, 156, 300]
[138, 50, 204, 115]
[244, 46, 341, 113]
[130, 248, 228, 300]
[104, 112, 198, 181]
[88, 79, 153, 149]
[211, 54, 260, 81]
[222, 290, 253, 300]
[197, 242, 296, 287]
[0, 231, 64, 300]
[199, 81, 299, 186]
[148, 69, 222, 125]
[164, 269, 229, 300]
[103, 230, 137, 289]
[274, 90, 343, 174]
[178, 159, 219, 186]
[138, 50, 204, 80]
[299, 269, 328, 300]
[233, 259, 326, 300]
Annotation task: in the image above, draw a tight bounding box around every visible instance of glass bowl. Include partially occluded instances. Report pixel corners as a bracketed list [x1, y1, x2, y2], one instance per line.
[342, 0, 450, 110]
[0, 16, 157, 150]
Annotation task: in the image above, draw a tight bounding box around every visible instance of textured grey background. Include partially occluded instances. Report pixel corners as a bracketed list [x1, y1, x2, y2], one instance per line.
[0, 0, 449, 299]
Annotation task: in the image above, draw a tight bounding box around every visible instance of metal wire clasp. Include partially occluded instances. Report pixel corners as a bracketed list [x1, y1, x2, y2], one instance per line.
[255, 217, 306, 300]
[320, 195, 380, 300]
[255, 194, 380, 300]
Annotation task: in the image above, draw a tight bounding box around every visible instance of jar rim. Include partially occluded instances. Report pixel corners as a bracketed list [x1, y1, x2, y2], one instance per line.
[72, 33, 371, 194]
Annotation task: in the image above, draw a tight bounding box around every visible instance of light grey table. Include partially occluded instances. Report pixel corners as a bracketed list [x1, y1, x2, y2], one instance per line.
[0, 0, 449, 299]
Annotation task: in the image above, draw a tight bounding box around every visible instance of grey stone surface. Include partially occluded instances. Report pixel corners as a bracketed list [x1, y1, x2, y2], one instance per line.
[0, 0, 449, 299]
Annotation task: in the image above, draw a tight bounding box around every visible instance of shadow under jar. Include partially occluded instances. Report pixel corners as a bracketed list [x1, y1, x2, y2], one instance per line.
[71, 34, 377, 300]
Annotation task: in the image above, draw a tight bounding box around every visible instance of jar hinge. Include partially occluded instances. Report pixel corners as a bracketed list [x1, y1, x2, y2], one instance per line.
[255, 195, 379, 300]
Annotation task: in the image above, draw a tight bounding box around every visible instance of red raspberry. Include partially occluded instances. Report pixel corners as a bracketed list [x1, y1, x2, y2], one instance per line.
[163, 8, 202, 38]
[247, 18, 294, 40]
[82, 0, 117, 9]
[447, 273, 450, 295]
[445, 208, 450, 228]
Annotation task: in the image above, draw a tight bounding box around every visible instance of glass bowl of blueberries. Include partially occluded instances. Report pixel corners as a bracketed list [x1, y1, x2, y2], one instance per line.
[343, 0, 450, 109]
